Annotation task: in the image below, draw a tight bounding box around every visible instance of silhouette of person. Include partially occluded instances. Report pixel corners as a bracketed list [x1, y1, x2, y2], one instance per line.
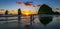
[30, 15, 35, 25]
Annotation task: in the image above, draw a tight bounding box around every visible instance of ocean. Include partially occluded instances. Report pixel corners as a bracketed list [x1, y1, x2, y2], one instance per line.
[0, 15, 60, 29]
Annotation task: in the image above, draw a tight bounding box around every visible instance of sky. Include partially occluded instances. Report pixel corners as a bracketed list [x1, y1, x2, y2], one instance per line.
[0, 0, 60, 11]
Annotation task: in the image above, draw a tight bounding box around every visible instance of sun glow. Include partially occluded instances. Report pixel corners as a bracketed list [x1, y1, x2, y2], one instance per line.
[25, 12, 30, 15]
[22, 10, 31, 16]
[22, 10, 37, 16]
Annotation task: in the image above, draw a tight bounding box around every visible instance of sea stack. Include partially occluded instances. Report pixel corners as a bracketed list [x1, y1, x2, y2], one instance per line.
[38, 4, 53, 25]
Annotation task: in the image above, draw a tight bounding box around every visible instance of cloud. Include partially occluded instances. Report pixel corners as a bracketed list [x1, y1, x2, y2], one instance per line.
[16, 2, 23, 4]
[16, 2, 41, 7]
[24, 3, 32, 6]
[16, 2, 33, 6]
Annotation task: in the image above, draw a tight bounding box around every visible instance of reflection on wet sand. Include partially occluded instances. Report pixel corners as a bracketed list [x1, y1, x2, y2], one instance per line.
[1, 15, 60, 29]
[39, 16, 53, 25]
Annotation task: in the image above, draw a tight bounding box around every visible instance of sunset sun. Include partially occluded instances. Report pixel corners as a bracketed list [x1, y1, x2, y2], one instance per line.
[22, 10, 32, 16]
[25, 12, 30, 15]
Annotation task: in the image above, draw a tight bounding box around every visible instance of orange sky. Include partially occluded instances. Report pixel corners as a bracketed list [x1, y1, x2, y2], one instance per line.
[0, 10, 37, 15]
[22, 10, 37, 15]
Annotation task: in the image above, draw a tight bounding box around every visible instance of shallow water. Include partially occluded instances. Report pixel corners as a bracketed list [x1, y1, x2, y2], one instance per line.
[0, 15, 60, 29]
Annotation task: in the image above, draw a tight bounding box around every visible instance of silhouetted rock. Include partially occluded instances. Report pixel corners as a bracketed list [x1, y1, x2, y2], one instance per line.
[38, 4, 53, 14]
[18, 8, 21, 15]
[17, 8, 21, 29]
[5, 10, 8, 15]
[5, 10, 8, 26]
[38, 4, 53, 25]
[18, 8, 21, 22]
